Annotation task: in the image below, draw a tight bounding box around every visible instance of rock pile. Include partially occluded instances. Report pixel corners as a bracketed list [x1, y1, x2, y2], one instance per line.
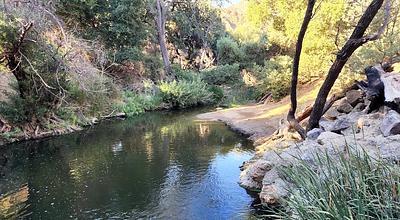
[239, 75, 400, 207]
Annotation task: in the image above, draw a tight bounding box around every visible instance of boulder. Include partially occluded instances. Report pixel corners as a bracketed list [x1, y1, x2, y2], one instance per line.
[337, 98, 353, 113]
[379, 135, 400, 162]
[324, 107, 341, 120]
[381, 72, 400, 103]
[307, 128, 324, 140]
[346, 90, 365, 107]
[239, 159, 273, 190]
[317, 131, 346, 147]
[380, 110, 400, 137]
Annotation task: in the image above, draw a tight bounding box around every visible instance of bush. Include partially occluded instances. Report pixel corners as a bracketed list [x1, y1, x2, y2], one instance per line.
[173, 66, 201, 82]
[240, 42, 269, 67]
[0, 94, 32, 124]
[201, 64, 241, 85]
[119, 92, 162, 117]
[208, 86, 224, 104]
[252, 56, 292, 100]
[279, 148, 400, 219]
[158, 78, 213, 108]
[216, 37, 243, 65]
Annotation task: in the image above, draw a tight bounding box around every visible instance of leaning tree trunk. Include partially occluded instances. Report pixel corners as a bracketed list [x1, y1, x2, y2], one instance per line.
[287, 0, 316, 140]
[307, 0, 389, 131]
[155, 0, 173, 79]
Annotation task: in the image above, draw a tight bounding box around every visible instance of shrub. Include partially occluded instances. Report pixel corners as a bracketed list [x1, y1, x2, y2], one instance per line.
[201, 64, 241, 85]
[252, 56, 292, 100]
[208, 85, 224, 103]
[240, 42, 270, 67]
[216, 37, 243, 65]
[158, 79, 213, 108]
[173, 66, 201, 82]
[279, 148, 400, 219]
[67, 74, 120, 116]
[119, 92, 162, 117]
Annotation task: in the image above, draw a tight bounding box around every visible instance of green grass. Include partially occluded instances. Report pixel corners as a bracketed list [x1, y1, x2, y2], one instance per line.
[275, 146, 400, 219]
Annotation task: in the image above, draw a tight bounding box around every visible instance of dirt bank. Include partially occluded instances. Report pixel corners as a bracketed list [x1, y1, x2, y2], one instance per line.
[196, 85, 318, 142]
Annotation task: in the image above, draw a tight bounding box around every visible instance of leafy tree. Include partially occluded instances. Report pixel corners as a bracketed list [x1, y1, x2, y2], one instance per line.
[56, 0, 150, 63]
[167, 0, 226, 69]
[216, 36, 243, 65]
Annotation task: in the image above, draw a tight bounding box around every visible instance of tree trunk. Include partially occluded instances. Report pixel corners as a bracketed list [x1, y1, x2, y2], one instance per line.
[287, 0, 316, 140]
[307, 0, 388, 131]
[155, 0, 173, 79]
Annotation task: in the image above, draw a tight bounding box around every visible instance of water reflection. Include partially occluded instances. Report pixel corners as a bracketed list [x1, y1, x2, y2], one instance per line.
[0, 184, 29, 218]
[0, 109, 256, 219]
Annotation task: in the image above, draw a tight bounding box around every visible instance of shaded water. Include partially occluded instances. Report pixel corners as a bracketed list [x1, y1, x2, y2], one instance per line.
[0, 109, 257, 219]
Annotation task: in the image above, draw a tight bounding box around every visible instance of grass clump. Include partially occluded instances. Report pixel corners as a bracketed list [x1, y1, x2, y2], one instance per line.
[279, 148, 400, 219]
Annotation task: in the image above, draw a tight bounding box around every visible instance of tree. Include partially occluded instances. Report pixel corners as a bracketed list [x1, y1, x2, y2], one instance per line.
[287, 0, 316, 139]
[167, 0, 225, 69]
[56, 0, 150, 63]
[307, 0, 391, 131]
[154, 0, 173, 77]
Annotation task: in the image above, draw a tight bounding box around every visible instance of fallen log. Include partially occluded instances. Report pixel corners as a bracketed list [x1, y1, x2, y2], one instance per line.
[257, 92, 272, 104]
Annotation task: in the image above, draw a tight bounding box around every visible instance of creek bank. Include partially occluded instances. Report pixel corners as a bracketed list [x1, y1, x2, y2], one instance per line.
[0, 113, 126, 147]
[197, 67, 400, 209]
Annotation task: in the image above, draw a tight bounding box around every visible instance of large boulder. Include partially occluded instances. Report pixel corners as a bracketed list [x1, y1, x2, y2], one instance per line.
[381, 110, 400, 137]
[239, 159, 273, 191]
[381, 72, 400, 102]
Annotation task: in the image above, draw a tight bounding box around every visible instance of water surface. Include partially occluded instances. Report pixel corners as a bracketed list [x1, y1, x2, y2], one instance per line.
[0, 109, 256, 219]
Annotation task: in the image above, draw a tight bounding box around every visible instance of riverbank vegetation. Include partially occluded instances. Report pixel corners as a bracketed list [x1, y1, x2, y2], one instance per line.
[1, 0, 399, 144]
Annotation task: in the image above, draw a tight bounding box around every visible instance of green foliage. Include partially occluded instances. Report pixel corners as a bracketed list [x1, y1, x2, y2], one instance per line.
[221, 85, 258, 107]
[119, 92, 162, 117]
[0, 93, 31, 124]
[66, 75, 120, 116]
[240, 42, 270, 67]
[173, 66, 201, 82]
[159, 79, 213, 108]
[0, 12, 70, 122]
[208, 85, 224, 104]
[279, 148, 400, 219]
[56, 0, 150, 63]
[216, 37, 243, 65]
[167, 0, 225, 69]
[201, 64, 241, 85]
[252, 56, 292, 100]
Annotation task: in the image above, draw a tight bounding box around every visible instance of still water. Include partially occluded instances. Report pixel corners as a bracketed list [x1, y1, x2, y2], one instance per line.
[0, 109, 257, 219]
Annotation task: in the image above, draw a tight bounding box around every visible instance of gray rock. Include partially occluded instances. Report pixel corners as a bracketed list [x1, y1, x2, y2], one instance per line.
[379, 135, 400, 162]
[337, 98, 353, 113]
[381, 110, 400, 137]
[317, 131, 346, 147]
[346, 90, 365, 107]
[324, 107, 341, 120]
[352, 102, 367, 112]
[307, 128, 324, 140]
[239, 159, 273, 190]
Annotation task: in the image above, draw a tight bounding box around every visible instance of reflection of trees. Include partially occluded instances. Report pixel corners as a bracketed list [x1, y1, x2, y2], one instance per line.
[0, 184, 29, 219]
[0, 109, 252, 218]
